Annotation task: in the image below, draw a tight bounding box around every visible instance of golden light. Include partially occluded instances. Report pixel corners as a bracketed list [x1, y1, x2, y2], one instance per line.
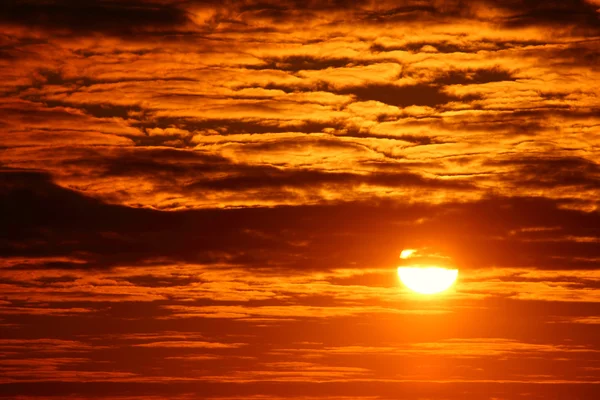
[397, 267, 458, 294]
[400, 249, 416, 259]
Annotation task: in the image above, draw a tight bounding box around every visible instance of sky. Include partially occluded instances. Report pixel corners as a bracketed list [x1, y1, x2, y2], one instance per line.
[1, 0, 600, 399]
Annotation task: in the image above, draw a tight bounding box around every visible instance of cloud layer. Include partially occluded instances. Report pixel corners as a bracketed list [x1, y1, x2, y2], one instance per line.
[1, 1, 599, 399]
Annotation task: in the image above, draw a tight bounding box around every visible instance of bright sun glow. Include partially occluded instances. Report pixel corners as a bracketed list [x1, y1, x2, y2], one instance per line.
[397, 267, 458, 294]
[400, 249, 416, 259]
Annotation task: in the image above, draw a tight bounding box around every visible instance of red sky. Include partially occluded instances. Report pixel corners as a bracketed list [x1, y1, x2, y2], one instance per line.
[1, 1, 600, 399]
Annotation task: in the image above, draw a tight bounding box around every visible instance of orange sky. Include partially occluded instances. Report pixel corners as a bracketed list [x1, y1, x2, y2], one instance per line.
[1, 1, 600, 399]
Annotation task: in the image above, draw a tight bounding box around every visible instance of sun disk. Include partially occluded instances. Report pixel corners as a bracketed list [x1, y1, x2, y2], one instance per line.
[397, 267, 458, 294]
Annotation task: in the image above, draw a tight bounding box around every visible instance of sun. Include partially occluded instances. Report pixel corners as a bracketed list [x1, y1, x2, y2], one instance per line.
[397, 267, 458, 294]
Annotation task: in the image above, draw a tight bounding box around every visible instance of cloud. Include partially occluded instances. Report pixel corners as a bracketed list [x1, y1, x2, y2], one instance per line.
[336, 83, 463, 108]
[281, 338, 598, 358]
[493, 0, 600, 32]
[2, 169, 599, 271]
[0, 0, 191, 35]
[160, 305, 444, 320]
[0, 1, 599, 397]
[132, 341, 245, 349]
[486, 156, 600, 189]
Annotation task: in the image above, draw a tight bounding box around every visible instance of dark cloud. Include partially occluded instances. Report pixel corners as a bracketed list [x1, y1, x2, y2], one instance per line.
[2, 169, 599, 271]
[337, 83, 472, 107]
[247, 54, 405, 73]
[40, 100, 147, 120]
[2, 0, 599, 39]
[27, 70, 198, 94]
[248, 56, 363, 72]
[1, 380, 600, 399]
[132, 117, 356, 138]
[351, 133, 446, 145]
[494, 0, 600, 32]
[432, 68, 516, 85]
[253, 82, 466, 107]
[50, 143, 473, 204]
[71, 148, 231, 178]
[488, 156, 600, 189]
[184, 166, 472, 191]
[243, 65, 513, 103]
[370, 39, 548, 54]
[120, 274, 202, 288]
[0, 0, 190, 35]
[538, 43, 600, 68]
